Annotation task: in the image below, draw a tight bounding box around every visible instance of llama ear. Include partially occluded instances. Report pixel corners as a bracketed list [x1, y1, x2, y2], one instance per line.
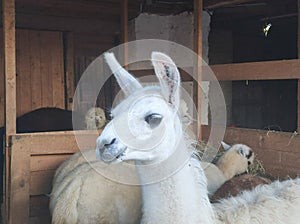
[221, 141, 231, 150]
[151, 52, 180, 107]
[104, 52, 142, 96]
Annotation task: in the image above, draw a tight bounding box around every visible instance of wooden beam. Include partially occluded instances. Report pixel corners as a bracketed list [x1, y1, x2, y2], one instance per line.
[205, 59, 300, 81]
[3, 0, 16, 135]
[193, 0, 203, 140]
[3, 0, 16, 222]
[9, 135, 30, 224]
[121, 0, 129, 70]
[296, 0, 300, 133]
[204, 0, 256, 10]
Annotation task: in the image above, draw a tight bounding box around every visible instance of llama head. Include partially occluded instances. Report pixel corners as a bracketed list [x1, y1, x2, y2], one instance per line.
[85, 107, 106, 130]
[96, 52, 183, 165]
[218, 142, 255, 179]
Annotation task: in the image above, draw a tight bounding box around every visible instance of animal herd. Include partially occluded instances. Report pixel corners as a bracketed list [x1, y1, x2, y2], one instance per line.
[50, 52, 300, 224]
[0, 51, 298, 223]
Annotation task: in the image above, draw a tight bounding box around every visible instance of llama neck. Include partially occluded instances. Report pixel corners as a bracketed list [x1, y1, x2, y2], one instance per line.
[136, 140, 216, 224]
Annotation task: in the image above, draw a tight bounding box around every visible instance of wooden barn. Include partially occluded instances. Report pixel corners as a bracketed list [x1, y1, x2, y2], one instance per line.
[1, 0, 300, 223]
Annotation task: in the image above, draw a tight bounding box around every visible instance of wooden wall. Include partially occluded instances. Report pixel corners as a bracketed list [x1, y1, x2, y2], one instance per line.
[8, 131, 98, 223]
[0, 29, 65, 127]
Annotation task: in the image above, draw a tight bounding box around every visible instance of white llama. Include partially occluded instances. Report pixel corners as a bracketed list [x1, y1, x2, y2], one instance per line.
[96, 52, 300, 224]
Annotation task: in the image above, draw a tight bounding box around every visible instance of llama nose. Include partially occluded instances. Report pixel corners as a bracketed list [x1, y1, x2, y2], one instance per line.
[101, 138, 126, 162]
[104, 138, 116, 147]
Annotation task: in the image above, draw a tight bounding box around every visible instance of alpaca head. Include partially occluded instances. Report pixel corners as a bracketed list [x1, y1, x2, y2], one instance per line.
[96, 52, 183, 165]
[217, 141, 255, 179]
[85, 107, 106, 130]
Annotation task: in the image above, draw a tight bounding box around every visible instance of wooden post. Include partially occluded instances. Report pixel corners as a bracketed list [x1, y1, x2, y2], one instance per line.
[3, 0, 16, 222]
[121, 0, 128, 70]
[298, 0, 300, 132]
[193, 0, 203, 140]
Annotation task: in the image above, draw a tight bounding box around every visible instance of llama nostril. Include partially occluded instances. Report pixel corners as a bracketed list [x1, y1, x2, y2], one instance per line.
[104, 138, 116, 147]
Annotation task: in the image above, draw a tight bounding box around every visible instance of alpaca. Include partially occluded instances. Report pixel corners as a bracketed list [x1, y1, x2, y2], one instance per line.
[96, 51, 300, 224]
[85, 107, 106, 130]
[49, 150, 142, 224]
[202, 142, 255, 195]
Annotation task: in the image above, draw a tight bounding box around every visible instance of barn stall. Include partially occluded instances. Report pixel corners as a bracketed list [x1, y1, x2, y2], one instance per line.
[1, 0, 300, 223]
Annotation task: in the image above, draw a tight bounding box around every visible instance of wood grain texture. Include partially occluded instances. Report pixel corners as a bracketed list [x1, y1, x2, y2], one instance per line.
[193, 0, 203, 140]
[205, 59, 300, 81]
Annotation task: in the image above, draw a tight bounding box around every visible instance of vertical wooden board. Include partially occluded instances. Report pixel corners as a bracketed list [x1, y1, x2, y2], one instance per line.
[29, 31, 42, 110]
[40, 31, 53, 108]
[9, 136, 31, 224]
[3, 0, 17, 135]
[50, 32, 65, 109]
[298, 0, 300, 132]
[64, 32, 75, 110]
[193, 0, 203, 140]
[0, 29, 4, 127]
[121, 0, 128, 70]
[17, 30, 32, 117]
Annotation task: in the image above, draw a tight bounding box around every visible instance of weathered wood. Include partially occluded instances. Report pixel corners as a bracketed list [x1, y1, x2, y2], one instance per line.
[129, 68, 194, 82]
[15, 131, 98, 155]
[3, 0, 16, 222]
[205, 59, 300, 81]
[64, 32, 75, 110]
[297, 0, 300, 133]
[3, 0, 16, 135]
[9, 135, 31, 224]
[193, 0, 203, 140]
[204, 0, 255, 10]
[30, 154, 71, 172]
[17, 30, 32, 116]
[29, 31, 42, 110]
[0, 30, 4, 126]
[51, 32, 65, 108]
[30, 170, 55, 195]
[121, 0, 129, 70]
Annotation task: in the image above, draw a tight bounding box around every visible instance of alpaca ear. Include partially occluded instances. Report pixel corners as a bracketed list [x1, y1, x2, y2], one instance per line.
[221, 141, 231, 150]
[151, 52, 180, 107]
[238, 148, 247, 157]
[104, 52, 142, 96]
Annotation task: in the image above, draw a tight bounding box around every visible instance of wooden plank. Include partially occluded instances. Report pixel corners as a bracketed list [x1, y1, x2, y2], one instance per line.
[29, 31, 42, 110]
[15, 13, 119, 35]
[3, 0, 16, 222]
[193, 0, 203, 140]
[50, 32, 65, 108]
[3, 0, 16, 135]
[9, 135, 31, 224]
[205, 59, 300, 81]
[0, 30, 4, 127]
[121, 0, 129, 70]
[204, 0, 255, 10]
[14, 131, 98, 155]
[30, 170, 54, 195]
[30, 154, 71, 172]
[64, 32, 75, 110]
[40, 31, 53, 108]
[297, 0, 300, 133]
[129, 68, 194, 82]
[16, 29, 32, 117]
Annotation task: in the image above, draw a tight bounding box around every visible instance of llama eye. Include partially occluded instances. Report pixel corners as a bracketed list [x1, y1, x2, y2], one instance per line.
[144, 113, 163, 129]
